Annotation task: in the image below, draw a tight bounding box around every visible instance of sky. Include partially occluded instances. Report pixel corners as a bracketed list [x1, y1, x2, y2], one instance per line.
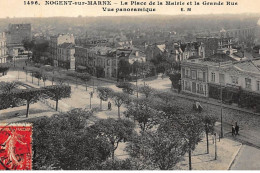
[0, 0, 260, 18]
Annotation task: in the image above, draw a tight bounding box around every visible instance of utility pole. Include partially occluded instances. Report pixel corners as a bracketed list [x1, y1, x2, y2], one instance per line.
[135, 62, 138, 98]
[220, 84, 224, 138]
[214, 133, 217, 160]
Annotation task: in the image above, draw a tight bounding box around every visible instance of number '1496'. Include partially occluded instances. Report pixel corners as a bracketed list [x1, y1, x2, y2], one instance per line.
[24, 1, 40, 5]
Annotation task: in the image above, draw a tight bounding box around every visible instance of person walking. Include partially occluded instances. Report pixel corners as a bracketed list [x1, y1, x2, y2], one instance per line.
[108, 101, 112, 111]
[232, 125, 235, 136]
[235, 122, 240, 135]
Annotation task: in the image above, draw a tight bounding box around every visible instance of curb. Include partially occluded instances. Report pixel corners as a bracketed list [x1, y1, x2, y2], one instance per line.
[228, 143, 243, 170]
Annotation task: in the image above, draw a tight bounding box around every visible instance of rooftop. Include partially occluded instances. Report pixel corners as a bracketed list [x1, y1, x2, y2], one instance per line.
[58, 42, 74, 49]
[203, 53, 236, 63]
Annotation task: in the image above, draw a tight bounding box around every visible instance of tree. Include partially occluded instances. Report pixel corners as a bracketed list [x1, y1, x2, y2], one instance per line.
[124, 98, 158, 132]
[173, 114, 204, 170]
[32, 108, 111, 170]
[97, 87, 113, 109]
[126, 130, 186, 170]
[168, 72, 181, 91]
[33, 71, 42, 86]
[43, 85, 71, 111]
[138, 85, 153, 98]
[154, 91, 175, 105]
[42, 74, 48, 87]
[98, 158, 144, 170]
[118, 59, 131, 80]
[116, 82, 135, 95]
[0, 66, 9, 76]
[202, 114, 217, 154]
[22, 39, 34, 59]
[111, 92, 128, 118]
[14, 88, 43, 117]
[90, 118, 135, 160]
[0, 81, 20, 93]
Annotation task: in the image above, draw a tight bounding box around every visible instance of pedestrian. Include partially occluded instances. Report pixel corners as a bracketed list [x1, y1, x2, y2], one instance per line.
[232, 125, 235, 136]
[235, 122, 240, 135]
[108, 101, 111, 111]
[90, 92, 93, 98]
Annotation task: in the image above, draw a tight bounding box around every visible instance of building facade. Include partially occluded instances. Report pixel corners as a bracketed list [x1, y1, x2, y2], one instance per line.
[181, 58, 260, 99]
[0, 32, 7, 64]
[6, 24, 31, 52]
[74, 46, 146, 79]
[181, 59, 209, 97]
[50, 34, 75, 67]
[57, 43, 75, 70]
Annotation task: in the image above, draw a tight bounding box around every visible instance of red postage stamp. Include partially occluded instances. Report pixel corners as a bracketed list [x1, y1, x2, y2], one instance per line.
[0, 123, 32, 170]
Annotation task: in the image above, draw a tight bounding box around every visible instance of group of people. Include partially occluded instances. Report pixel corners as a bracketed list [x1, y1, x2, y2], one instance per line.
[232, 122, 240, 136]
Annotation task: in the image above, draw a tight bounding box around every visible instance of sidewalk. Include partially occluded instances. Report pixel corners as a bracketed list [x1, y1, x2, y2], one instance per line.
[176, 136, 242, 170]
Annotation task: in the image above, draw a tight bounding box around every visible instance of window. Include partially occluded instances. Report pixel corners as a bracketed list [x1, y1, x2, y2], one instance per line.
[191, 70, 197, 80]
[182, 68, 185, 77]
[184, 81, 191, 91]
[245, 78, 251, 89]
[185, 68, 190, 77]
[257, 81, 260, 91]
[219, 74, 225, 84]
[211, 72, 215, 82]
[197, 84, 204, 94]
[198, 70, 203, 81]
[231, 76, 238, 84]
[203, 72, 206, 82]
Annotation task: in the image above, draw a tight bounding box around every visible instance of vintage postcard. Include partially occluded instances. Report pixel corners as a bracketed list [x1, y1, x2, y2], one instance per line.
[0, 0, 260, 170]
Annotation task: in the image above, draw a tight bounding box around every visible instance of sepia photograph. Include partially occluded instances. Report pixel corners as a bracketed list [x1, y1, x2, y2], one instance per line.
[0, 0, 260, 170]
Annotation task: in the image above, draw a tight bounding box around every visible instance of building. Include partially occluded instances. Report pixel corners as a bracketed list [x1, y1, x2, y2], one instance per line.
[75, 46, 89, 69]
[57, 43, 75, 70]
[146, 41, 205, 63]
[145, 43, 166, 62]
[6, 24, 31, 52]
[50, 34, 75, 66]
[74, 46, 146, 79]
[181, 55, 260, 100]
[196, 37, 219, 57]
[0, 32, 7, 64]
[180, 42, 205, 60]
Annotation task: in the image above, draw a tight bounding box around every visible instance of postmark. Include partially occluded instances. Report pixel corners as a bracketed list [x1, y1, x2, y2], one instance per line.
[0, 123, 32, 170]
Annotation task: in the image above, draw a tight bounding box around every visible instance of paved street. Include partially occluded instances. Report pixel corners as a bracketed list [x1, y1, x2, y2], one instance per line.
[231, 145, 260, 170]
